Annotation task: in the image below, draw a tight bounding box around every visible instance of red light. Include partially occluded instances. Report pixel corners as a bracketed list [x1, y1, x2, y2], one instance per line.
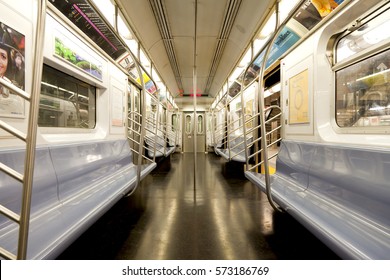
[189, 94, 202, 97]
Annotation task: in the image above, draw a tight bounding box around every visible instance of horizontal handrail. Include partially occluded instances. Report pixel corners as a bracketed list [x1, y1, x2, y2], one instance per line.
[144, 134, 164, 142]
[244, 112, 261, 123]
[266, 125, 282, 136]
[248, 148, 262, 160]
[127, 136, 141, 147]
[0, 162, 24, 183]
[230, 139, 245, 150]
[0, 247, 16, 260]
[268, 152, 278, 161]
[265, 112, 282, 124]
[144, 143, 164, 154]
[214, 132, 226, 140]
[246, 135, 262, 148]
[231, 146, 246, 158]
[229, 133, 244, 144]
[245, 104, 283, 175]
[267, 138, 282, 148]
[229, 117, 242, 125]
[0, 77, 30, 101]
[128, 118, 142, 128]
[245, 123, 261, 134]
[0, 120, 27, 141]
[128, 130, 141, 140]
[0, 204, 21, 223]
[128, 111, 142, 117]
[248, 160, 264, 171]
[229, 125, 244, 135]
[127, 136, 155, 163]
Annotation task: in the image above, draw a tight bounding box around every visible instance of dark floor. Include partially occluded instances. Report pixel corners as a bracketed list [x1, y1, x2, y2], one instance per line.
[57, 152, 340, 260]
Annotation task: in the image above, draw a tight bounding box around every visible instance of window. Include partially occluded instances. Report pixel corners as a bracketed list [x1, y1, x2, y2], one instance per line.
[172, 114, 177, 132]
[336, 50, 390, 127]
[185, 115, 192, 134]
[39, 65, 96, 128]
[335, 8, 390, 128]
[197, 115, 203, 134]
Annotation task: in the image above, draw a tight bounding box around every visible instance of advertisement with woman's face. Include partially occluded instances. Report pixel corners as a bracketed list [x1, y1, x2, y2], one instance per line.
[0, 21, 25, 117]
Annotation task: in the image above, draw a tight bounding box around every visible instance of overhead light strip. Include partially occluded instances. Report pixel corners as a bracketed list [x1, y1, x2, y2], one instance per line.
[204, 0, 242, 94]
[149, 0, 184, 94]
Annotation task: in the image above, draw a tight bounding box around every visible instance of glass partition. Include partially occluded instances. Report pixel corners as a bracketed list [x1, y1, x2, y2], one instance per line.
[243, 83, 256, 132]
[214, 108, 226, 147]
[229, 95, 242, 136]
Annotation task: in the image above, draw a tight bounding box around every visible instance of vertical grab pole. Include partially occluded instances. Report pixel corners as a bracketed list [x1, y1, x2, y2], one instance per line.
[241, 82, 249, 171]
[18, 0, 47, 259]
[257, 0, 307, 212]
[136, 72, 146, 189]
[193, 0, 198, 190]
[257, 0, 281, 212]
[193, 68, 197, 189]
[174, 108, 178, 148]
[153, 95, 160, 162]
[226, 81, 231, 160]
[165, 103, 168, 155]
[175, 108, 179, 148]
[112, 2, 145, 192]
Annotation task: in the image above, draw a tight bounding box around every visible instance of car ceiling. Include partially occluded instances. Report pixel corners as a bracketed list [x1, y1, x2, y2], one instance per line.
[116, 0, 275, 107]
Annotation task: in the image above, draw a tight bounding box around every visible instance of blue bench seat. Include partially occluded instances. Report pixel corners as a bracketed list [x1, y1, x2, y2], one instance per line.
[245, 140, 390, 259]
[0, 139, 155, 259]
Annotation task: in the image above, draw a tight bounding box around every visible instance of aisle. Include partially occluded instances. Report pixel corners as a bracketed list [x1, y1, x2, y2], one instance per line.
[115, 152, 275, 259]
[58, 153, 339, 260]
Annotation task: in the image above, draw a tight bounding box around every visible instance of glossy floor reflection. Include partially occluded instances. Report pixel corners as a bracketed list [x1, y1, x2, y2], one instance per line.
[58, 153, 339, 260]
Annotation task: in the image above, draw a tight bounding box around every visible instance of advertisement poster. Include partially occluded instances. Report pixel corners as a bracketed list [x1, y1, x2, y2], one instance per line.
[294, 0, 345, 30]
[55, 33, 103, 80]
[266, 26, 301, 68]
[246, 27, 300, 85]
[111, 85, 124, 127]
[0, 21, 25, 118]
[137, 72, 157, 95]
[289, 69, 309, 124]
[119, 54, 140, 84]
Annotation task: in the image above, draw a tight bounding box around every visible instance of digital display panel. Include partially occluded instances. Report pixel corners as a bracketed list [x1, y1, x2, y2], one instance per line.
[50, 0, 126, 60]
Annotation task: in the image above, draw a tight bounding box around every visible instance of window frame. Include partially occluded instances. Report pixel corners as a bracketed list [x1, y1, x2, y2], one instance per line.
[39, 64, 97, 130]
[332, 4, 390, 132]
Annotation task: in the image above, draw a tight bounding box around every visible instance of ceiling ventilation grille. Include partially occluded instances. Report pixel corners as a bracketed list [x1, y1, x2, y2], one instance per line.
[149, 0, 183, 94]
[204, 0, 242, 95]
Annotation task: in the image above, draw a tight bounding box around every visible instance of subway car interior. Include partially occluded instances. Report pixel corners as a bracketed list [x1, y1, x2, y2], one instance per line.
[0, 0, 389, 260]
